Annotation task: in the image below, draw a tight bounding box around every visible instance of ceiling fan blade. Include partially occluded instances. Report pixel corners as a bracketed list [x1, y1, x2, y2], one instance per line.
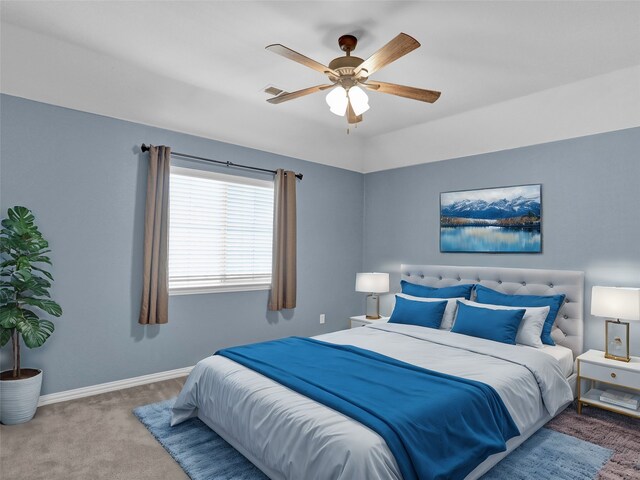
[354, 33, 420, 78]
[266, 44, 340, 78]
[346, 100, 363, 124]
[267, 84, 334, 104]
[363, 81, 441, 103]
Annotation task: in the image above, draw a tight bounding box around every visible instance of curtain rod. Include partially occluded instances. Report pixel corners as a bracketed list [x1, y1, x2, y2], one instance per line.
[140, 144, 303, 180]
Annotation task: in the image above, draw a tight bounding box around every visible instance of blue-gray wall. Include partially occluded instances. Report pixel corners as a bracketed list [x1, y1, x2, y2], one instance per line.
[0, 94, 364, 395]
[363, 127, 640, 352]
[2, 93, 638, 396]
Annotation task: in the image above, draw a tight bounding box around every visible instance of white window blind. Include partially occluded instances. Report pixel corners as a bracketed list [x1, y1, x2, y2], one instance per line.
[169, 166, 274, 294]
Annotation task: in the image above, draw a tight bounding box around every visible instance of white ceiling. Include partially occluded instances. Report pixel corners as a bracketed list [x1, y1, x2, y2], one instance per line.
[1, 1, 639, 172]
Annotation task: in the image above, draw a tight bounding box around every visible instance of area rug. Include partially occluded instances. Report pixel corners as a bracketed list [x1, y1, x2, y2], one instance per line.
[133, 399, 267, 480]
[134, 399, 623, 480]
[546, 401, 640, 479]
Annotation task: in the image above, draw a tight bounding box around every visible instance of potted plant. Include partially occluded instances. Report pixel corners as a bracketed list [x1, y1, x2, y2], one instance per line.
[0, 206, 62, 424]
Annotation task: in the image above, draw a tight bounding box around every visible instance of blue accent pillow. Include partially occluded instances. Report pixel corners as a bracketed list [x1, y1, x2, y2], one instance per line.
[451, 301, 526, 345]
[474, 285, 566, 346]
[389, 295, 448, 329]
[400, 280, 474, 300]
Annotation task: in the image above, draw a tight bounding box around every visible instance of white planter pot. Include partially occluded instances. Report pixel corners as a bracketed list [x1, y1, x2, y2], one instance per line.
[0, 369, 43, 425]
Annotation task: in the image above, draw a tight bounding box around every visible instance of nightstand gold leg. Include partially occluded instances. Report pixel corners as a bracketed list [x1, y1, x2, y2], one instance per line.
[577, 401, 582, 414]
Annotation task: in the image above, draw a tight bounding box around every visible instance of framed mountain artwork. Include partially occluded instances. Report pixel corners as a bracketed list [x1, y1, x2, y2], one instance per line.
[440, 184, 542, 253]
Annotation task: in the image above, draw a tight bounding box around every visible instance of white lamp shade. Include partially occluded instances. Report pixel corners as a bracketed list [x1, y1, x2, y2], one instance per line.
[326, 86, 348, 116]
[591, 286, 640, 320]
[356, 272, 389, 293]
[348, 86, 370, 116]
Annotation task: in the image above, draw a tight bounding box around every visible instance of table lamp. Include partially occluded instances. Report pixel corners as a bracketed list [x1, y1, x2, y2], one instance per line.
[356, 273, 389, 319]
[591, 286, 640, 362]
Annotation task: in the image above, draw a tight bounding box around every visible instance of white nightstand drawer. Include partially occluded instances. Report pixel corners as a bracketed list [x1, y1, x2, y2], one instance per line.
[580, 361, 640, 389]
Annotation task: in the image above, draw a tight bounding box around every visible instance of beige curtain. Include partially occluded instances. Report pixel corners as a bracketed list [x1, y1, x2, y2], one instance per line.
[139, 145, 171, 324]
[268, 169, 297, 310]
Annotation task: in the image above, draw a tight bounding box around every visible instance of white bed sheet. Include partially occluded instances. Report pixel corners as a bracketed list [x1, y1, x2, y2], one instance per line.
[538, 344, 575, 378]
[172, 324, 572, 480]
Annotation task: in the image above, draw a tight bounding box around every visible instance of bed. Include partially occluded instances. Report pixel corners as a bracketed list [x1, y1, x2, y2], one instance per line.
[172, 265, 584, 480]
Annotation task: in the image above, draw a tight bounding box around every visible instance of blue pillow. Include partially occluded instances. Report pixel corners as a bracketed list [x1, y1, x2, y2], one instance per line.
[400, 280, 474, 300]
[451, 301, 525, 345]
[474, 285, 565, 346]
[389, 295, 448, 329]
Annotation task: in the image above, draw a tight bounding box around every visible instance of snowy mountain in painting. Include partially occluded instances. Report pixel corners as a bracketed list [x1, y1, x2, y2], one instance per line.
[441, 196, 541, 219]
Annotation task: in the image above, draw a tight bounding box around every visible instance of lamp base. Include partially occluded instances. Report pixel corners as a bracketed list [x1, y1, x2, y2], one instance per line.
[604, 353, 631, 363]
[605, 319, 630, 362]
[365, 294, 381, 319]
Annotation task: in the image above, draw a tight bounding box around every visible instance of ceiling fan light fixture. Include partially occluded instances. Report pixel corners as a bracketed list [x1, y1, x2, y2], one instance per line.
[326, 86, 348, 116]
[348, 86, 369, 116]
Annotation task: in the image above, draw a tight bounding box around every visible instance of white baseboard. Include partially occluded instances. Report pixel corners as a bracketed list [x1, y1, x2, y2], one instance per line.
[38, 366, 194, 407]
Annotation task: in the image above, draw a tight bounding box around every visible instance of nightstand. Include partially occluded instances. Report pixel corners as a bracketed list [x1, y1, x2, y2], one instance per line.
[577, 349, 640, 419]
[350, 315, 390, 329]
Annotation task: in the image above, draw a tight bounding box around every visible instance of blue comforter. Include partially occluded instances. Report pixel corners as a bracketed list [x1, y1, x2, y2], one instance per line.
[217, 337, 519, 480]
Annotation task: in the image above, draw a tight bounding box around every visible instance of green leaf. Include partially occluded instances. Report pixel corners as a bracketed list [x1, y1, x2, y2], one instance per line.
[3, 209, 33, 236]
[9, 206, 35, 225]
[0, 237, 22, 253]
[21, 308, 39, 320]
[12, 269, 32, 283]
[26, 240, 48, 254]
[31, 275, 51, 289]
[0, 305, 20, 328]
[0, 259, 16, 268]
[30, 256, 52, 265]
[0, 288, 12, 303]
[20, 297, 62, 317]
[32, 266, 54, 281]
[0, 327, 11, 347]
[17, 278, 50, 297]
[16, 257, 30, 271]
[14, 275, 51, 297]
[17, 317, 54, 348]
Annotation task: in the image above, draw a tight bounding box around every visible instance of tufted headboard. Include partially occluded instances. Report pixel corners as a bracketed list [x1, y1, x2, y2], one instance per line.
[401, 265, 585, 358]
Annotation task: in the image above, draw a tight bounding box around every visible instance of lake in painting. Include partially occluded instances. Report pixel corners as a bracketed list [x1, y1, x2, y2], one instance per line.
[441, 226, 541, 252]
[440, 185, 541, 253]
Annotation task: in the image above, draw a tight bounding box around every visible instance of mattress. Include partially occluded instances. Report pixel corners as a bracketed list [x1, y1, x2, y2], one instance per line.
[172, 324, 573, 480]
[539, 344, 575, 378]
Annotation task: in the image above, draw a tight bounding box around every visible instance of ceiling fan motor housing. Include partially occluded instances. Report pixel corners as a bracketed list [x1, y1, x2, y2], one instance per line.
[328, 55, 364, 76]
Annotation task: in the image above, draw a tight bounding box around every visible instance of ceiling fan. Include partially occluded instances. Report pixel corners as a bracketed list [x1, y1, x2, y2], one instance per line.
[265, 33, 441, 126]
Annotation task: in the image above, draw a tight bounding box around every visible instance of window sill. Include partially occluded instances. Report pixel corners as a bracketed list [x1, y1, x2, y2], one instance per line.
[169, 283, 271, 296]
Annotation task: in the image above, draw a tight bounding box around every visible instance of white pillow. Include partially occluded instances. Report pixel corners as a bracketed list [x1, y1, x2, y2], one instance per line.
[458, 299, 550, 348]
[396, 293, 463, 331]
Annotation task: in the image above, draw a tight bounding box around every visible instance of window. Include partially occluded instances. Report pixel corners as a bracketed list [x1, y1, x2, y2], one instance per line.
[169, 166, 274, 294]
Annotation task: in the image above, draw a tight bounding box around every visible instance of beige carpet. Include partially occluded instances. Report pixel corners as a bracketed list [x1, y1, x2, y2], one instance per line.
[0, 378, 188, 480]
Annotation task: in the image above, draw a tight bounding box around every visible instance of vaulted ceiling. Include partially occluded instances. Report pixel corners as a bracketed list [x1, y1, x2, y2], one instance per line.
[2, 1, 639, 172]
